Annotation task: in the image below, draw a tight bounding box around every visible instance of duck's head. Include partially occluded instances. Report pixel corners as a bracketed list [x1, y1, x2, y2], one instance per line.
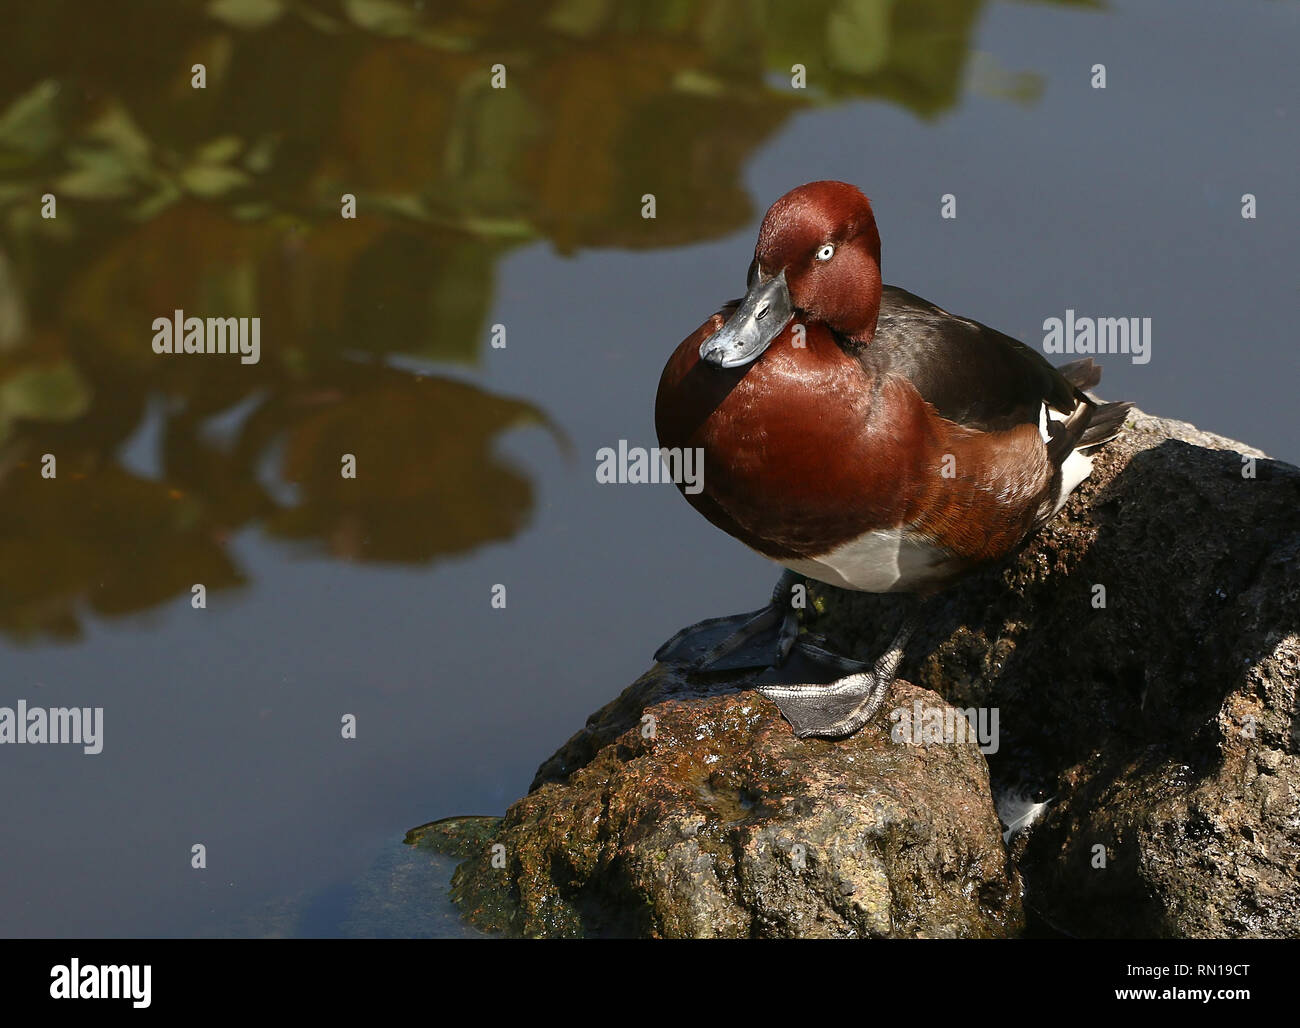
[700, 180, 882, 368]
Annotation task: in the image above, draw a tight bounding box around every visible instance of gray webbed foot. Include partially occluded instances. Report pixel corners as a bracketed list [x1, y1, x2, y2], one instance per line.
[656, 575, 918, 740]
[755, 620, 915, 739]
[654, 570, 802, 672]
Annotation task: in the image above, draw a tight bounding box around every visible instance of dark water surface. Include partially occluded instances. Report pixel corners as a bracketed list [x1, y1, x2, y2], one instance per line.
[0, 0, 1295, 936]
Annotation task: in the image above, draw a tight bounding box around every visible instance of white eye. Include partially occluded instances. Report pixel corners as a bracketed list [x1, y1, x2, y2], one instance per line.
[815, 243, 835, 261]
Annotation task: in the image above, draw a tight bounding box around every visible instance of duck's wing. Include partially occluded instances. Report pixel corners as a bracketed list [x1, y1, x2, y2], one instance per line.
[865, 285, 1084, 435]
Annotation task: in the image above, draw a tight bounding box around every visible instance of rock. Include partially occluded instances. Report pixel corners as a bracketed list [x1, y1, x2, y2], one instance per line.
[808, 409, 1300, 937]
[418, 409, 1300, 938]
[430, 677, 1020, 938]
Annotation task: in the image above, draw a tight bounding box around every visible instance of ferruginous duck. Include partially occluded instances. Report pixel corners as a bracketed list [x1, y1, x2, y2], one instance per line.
[654, 180, 1131, 739]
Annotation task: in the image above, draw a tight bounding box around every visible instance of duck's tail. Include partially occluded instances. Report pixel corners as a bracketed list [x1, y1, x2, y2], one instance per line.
[1055, 357, 1133, 449]
[1056, 357, 1103, 391]
[1079, 400, 1133, 449]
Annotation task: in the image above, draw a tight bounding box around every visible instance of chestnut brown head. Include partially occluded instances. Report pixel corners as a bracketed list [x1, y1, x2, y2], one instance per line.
[699, 181, 883, 368]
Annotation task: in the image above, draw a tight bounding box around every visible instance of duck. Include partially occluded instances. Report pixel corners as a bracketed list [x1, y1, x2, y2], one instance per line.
[654, 180, 1131, 739]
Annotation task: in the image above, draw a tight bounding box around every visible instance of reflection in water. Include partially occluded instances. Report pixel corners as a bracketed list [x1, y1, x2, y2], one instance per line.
[0, 0, 1076, 641]
[0, 366, 553, 639]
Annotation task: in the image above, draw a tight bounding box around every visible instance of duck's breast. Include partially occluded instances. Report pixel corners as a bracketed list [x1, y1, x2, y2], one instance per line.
[656, 319, 924, 561]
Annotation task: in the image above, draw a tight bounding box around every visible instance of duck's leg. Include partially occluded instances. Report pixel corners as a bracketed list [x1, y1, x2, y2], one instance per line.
[654, 570, 803, 672]
[755, 612, 916, 739]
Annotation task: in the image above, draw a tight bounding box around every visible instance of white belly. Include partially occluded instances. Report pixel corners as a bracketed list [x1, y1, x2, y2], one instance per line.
[776, 527, 956, 594]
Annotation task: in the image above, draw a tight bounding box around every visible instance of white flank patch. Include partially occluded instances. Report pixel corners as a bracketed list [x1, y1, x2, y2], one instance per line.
[779, 527, 955, 594]
[1040, 402, 1073, 444]
[1053, 447, 1094, 514]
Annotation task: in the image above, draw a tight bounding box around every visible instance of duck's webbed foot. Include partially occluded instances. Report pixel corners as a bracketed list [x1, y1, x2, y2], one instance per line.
[654, 570, 803, 672]
[754, 618, 915, 739]
[657, 575, 917, 739]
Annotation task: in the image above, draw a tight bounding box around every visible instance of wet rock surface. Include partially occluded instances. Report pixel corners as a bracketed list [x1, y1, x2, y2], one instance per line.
[414, 409, 1300, 937]
[415, 678, 1020, 938]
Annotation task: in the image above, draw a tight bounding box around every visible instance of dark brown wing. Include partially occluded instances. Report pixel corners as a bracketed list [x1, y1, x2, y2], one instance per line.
[862, 286, 1084, 434]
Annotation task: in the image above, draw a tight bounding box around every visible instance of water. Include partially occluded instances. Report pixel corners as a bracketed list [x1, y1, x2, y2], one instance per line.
[0, 0, 1295, 937]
